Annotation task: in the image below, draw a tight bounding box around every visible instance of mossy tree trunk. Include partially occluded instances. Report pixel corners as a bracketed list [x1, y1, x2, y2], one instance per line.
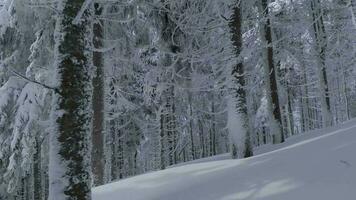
[50, 1, 93, 199]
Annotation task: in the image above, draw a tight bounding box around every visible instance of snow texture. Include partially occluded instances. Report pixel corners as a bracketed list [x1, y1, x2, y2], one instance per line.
[227, 95, 246, 156]
[93, 119, 356, 200]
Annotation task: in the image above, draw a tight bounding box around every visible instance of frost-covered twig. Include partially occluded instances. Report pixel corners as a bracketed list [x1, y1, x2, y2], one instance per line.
[72, 0, 93, 25]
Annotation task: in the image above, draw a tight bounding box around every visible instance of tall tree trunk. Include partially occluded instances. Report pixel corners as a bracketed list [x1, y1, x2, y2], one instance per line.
[91, 2, 104, 186]
[333, 0, 351, 121]
[260, 0, 284, 144]
[159, 3, 178, 167]
[49, 1, 93, 199]
[310, 0, 332, 127]
[229, 0, 253, 158]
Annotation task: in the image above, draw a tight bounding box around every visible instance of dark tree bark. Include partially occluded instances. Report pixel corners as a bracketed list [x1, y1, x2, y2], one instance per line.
[261, 0, 284, 143]
[230, 0, 253, 157]
[198, 119, 206, 158]
[50, 1, 93, 199]
[91, 2, 105, 186]
[160, 112, 167, 170]
[210, 96, 217, 156]
[33, 137, 42, 200]
[188, 93, 196, 160]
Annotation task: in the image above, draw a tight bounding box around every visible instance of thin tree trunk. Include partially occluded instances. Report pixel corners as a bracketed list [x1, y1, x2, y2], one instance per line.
[301, 58, 311, 132]
[342, 69, 351, 120]
[198, 119, 205, 158]
[310, 0, 332, 127]
[210, 94, 217, 156]
[160, 108, 166, 170]
[33, 137, 41, 200]
[188, 93, 196, 160]
[260, 0, 284, 144]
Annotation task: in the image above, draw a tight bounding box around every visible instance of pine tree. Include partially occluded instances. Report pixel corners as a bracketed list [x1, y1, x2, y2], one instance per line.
[49, 1, 93, 199]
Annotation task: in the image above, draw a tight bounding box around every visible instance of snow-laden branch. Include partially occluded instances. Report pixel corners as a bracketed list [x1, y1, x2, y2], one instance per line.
[1, 53, 58, 93]
[7, 67, 59, 93]
[72, 0, 93, 25]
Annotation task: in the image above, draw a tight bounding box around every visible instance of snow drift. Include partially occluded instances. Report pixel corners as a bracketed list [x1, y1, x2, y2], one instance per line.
[93, 119, 356, 200]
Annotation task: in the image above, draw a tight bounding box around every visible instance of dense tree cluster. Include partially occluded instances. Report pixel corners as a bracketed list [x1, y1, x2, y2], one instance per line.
[0, 0, 355, 199]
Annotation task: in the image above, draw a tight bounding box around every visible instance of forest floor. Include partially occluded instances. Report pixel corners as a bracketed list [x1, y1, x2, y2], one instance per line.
[93, 119, 356, 200]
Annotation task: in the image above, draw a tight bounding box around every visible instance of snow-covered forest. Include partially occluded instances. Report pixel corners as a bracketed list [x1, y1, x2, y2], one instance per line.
[0, 0, 355, 199]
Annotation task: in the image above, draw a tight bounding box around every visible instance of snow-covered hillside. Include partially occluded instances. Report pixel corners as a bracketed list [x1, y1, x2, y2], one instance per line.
[93, 120, 356, 200]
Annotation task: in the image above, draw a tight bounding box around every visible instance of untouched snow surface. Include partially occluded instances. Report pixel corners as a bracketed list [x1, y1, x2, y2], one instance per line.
[93, 120, 356, 200]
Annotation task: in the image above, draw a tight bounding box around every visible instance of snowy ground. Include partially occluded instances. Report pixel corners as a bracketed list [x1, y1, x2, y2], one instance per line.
[93, 119, 356, 200]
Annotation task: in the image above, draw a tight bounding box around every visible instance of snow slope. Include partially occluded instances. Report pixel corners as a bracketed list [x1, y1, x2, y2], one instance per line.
[93, 120, 356, 200]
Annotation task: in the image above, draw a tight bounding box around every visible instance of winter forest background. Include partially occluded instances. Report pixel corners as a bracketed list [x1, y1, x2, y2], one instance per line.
[0, 0, 356, 199]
